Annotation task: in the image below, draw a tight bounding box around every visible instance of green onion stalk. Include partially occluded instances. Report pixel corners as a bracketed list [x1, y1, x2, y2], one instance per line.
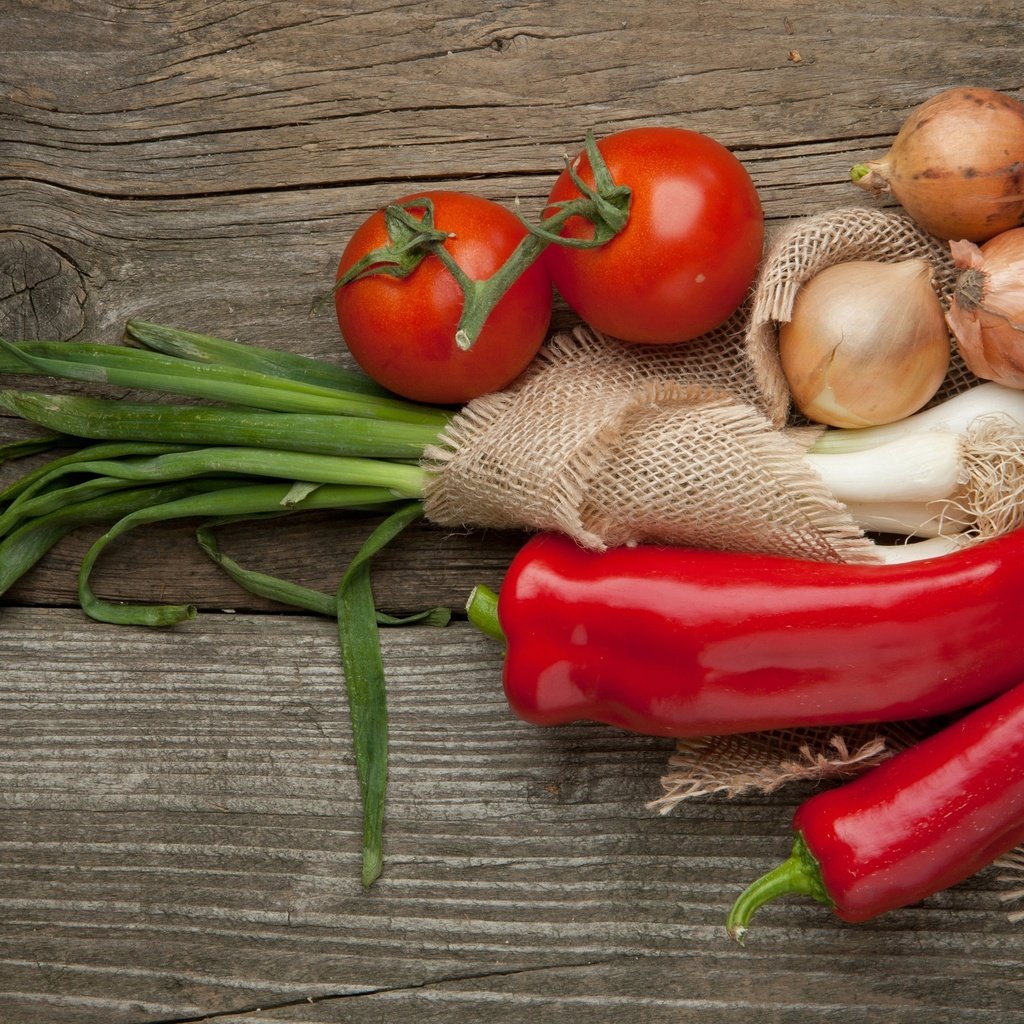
[0, 322, 460, 889]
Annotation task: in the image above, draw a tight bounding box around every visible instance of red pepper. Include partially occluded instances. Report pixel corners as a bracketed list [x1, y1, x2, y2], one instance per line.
[467, 530, 1024, 737]
[726, 678, 1024, 938]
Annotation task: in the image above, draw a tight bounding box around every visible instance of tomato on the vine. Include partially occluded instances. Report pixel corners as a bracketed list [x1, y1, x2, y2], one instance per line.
[542, 127, 764, 344]
[334, 191, 552, 405]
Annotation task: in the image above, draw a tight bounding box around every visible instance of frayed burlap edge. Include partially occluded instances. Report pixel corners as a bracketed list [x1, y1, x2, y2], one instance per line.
[647, 722, 927, 811]
[420, 360, 644, 548]
[422, 326, 881, 562]
[576, 378, 880, 562]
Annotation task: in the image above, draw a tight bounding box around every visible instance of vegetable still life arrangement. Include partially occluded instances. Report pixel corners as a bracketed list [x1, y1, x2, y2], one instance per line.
[3, 86, 1024, 935]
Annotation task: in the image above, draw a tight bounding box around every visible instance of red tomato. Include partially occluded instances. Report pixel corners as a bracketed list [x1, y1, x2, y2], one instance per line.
[334, 191, 552, 404]
[543, 127, 764, 344]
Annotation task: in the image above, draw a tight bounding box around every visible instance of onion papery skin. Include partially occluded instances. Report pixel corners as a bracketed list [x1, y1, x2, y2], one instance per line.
[947, 228, 1024, 388]
[779, 259, 951, 428]
[852, 87, 1024, 242]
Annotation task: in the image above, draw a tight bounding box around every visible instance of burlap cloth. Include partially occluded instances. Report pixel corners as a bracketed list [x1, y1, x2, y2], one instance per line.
[422, 207, 1023, 917]
[423, 207, 984, 562]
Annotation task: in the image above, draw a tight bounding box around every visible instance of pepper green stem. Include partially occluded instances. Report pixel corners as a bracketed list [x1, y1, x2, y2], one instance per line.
[726, 834, 833, 944]
[465, 584, 506, 643]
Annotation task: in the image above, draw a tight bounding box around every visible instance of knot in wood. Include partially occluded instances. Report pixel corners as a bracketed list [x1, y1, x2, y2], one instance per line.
[0, 233, 87, 341]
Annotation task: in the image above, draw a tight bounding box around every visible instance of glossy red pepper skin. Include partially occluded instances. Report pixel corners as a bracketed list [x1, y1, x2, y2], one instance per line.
[796, 679, 1024, 922]
[494, 530, 1024, 737]
[727, 678, 1024, 937]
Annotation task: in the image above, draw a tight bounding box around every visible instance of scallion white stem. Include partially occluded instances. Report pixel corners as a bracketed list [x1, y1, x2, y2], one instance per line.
[804, 431, 964, 504]
[869, 535, 963, 564]
[841, 499, 970, 538]
[808, 383, 1024, 453]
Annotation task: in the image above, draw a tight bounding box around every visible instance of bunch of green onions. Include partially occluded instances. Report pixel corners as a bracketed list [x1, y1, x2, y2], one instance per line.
[0, 321, 456, 888]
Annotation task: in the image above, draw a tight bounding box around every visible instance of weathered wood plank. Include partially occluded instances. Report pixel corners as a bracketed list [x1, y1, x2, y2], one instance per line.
[2, 0, 1021, 351]
[1, 608, 1021, 1024]
[0, 507, 523, 617]
[4, 1, 1024, 1021]
[5, 0, 1022, 197]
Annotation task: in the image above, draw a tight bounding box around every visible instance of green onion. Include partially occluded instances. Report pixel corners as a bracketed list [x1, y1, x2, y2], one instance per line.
[805, 432, 964, 505]
[335, 501, 426, 887]
[0, 337, 451, 425]
[77, 482, 405, 627]
[125, 320, 393, 397]
[1, 441, 197, 509]
[801, 386, 1024, 546]
[195, 517, 450, 627]
[0, 479, 247, 599]
[0, 433, 68, 464]
[10, 446, 427, 498]
[871, 535, 962, 564]
[0, 391, 440, 458]
[0, 321, 459, 886]
[1, 474, 156, 539]
[807, 382, 1024, 454]
[841, 499, 968, 539]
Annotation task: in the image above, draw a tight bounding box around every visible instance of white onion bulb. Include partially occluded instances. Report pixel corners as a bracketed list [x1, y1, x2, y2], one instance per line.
[779, 259, 951, 428]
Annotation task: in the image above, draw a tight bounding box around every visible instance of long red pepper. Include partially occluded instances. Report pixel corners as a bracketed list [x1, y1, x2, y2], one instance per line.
[726, 677, 1024, 938]
[467, 530, 1024, 737]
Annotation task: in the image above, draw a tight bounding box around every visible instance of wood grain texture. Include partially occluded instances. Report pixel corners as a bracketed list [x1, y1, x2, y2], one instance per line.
[2, 1, 1024, 1021]
[2, 610, 1022, 1024]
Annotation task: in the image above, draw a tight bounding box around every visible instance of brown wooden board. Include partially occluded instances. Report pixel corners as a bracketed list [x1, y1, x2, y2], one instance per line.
[3, 2, 1024, 1021]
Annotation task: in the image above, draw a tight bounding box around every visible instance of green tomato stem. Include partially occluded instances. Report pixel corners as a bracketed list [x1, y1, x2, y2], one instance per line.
[333, 130, 633, 352]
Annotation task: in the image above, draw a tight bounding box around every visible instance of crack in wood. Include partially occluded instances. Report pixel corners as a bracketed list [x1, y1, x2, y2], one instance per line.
[141, 957, 620, 1024]
[1, 168, 558, 203]
[7, 98, 563, 148]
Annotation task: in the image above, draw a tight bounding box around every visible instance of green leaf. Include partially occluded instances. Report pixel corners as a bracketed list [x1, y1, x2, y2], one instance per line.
[335, 501, 426, 887]
[195, 516, 451, 628]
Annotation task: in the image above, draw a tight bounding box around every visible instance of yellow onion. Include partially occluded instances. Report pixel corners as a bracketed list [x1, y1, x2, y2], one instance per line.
[779, 259, 951, 428]
[947, 227, 1024, 387]
[851, 87, 1024, 242]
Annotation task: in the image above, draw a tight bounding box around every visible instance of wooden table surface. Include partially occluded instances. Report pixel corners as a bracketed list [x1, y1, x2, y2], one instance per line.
[3, 3, 1024, 1021]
